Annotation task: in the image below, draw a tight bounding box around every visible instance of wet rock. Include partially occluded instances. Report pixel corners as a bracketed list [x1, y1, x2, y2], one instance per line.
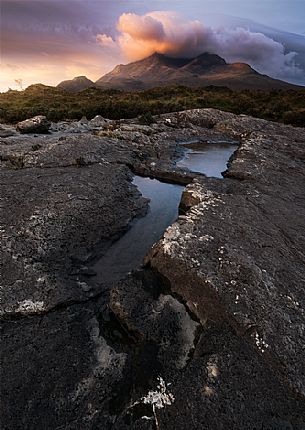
[16, 115, 51, 134]
[133, 162, 202, 185]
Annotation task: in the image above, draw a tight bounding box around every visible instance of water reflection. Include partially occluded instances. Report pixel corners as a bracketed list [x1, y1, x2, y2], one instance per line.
[177, 143, 237, 178]
[92, 142, 237, 281]
[92, 176, 183, 282]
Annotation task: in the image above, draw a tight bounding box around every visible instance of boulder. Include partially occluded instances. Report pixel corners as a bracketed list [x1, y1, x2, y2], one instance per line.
[79, 116, 89, 125]
[17, 115, 51, 134]
[89, 115, 107, 127]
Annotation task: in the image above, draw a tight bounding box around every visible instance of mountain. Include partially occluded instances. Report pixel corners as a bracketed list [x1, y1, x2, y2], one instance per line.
[57, 76, 96, 92]
[202, 14, 305, 86]
[95, 52, 300, 91]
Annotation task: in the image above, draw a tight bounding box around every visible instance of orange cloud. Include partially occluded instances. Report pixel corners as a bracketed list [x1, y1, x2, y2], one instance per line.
[115, 11, 209, 60]
[95, 11, 302, 80]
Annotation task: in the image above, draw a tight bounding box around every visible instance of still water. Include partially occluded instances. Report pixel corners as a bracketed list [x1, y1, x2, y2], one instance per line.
[177, 142, 237, 178]
[93, 142, 237, 281]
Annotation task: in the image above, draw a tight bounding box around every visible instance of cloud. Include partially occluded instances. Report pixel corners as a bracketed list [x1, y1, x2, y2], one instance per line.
[96, 34, 117, 49]
[0, 0, 123, 90]
[97, 11, 302, 80]
[118, 13, 166, 42]
[115, 11, 210, 59]
[208, 27, 301, 79]
[2, 1, 303, 90]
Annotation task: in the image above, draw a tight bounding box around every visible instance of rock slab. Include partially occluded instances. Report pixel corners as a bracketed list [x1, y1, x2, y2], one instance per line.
[1, 109, 305, 429]
[16, 115, 51, 134]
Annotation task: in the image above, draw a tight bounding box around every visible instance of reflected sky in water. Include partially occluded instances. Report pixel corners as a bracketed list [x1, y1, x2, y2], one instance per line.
[177, 143, 237, 178]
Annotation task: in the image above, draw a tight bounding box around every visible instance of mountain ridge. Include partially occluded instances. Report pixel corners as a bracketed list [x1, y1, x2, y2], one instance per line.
[57, 52, 301, 91]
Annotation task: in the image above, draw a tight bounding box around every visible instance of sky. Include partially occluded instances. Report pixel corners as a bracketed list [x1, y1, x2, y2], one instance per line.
[1, 0, 305, 91]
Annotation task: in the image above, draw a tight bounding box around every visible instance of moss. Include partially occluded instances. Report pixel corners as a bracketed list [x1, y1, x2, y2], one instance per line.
[138, 111, 155, 125]
[8, 156, 25, 170]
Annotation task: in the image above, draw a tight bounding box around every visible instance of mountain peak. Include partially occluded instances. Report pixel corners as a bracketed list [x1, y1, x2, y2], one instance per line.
[57, 76, 95, 92]
[148, 52, 164, 59]
[95, 52, 235, 90]
[60, 52, 298, 92]
[182, 52, 227, 74]
[144, 52, 192, 68]
[191, 52, 227, 65]
[73, 76, 91, 81]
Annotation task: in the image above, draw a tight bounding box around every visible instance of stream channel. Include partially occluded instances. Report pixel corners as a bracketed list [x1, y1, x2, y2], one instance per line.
[93, 141, 238, 282]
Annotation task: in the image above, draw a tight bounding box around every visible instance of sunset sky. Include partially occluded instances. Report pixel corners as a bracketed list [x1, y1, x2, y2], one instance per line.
[1, 0, 305, 91]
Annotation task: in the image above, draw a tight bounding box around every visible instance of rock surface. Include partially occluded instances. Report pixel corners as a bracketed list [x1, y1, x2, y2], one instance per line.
[0, 125, 18, 138]
[16, 115, 51, 134]
[148, 110, 305, 401]
[1, 109, 305, 429]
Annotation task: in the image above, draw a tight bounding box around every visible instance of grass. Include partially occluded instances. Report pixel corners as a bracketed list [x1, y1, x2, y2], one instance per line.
[0, 84, 304, 127]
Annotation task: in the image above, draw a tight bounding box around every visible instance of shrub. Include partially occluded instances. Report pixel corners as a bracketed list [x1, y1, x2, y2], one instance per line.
[138, 111, 155, 125]
[282, 109, 305, 127]
[0, 85, 304, 127]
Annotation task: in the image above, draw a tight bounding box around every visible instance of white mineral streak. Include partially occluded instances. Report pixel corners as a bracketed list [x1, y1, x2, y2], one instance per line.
[125, 376, 175, 426]
[252, 331, 269, 353]
[142, 377, 175, 410]
[161, 185, 222, 258]
[15, 300, 45, 314]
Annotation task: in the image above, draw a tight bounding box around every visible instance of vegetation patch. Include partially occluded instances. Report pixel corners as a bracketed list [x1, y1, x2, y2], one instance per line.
[0, 84, 304, 127]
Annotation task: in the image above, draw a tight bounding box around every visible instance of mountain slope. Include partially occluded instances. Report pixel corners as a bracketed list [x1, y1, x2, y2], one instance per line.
[203, 14, 305, 86]
[57, 76, 96, 92]
[95, 52, 300, 91]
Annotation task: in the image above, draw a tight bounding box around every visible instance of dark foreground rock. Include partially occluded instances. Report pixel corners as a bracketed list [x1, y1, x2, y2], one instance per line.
[0, 125, 17, 138]
[16, 115, 51, 134]
[147, 112, 305, 412]
[1, 109, 305, 429]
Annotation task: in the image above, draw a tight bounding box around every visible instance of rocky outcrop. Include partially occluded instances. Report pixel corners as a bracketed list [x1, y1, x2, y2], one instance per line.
[1, 109, 305, 429]
[16, 115, 51, 134]
[147, 111, 305, 403]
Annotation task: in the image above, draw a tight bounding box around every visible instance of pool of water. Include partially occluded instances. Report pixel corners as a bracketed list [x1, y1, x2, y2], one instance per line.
[177, 142, 238, 178]
[92, 176, 183, 282]
[92, 141, 237, 282]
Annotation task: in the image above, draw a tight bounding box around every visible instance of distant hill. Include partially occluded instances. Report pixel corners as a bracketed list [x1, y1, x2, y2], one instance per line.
[95, 52, 300, 91]
[57, 76, 96, 92]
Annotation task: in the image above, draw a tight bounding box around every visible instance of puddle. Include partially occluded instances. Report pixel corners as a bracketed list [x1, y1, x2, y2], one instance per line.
[92, 141, 237, 282]
[92, 176, 183, 282]
[177, 141, 238, 178]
